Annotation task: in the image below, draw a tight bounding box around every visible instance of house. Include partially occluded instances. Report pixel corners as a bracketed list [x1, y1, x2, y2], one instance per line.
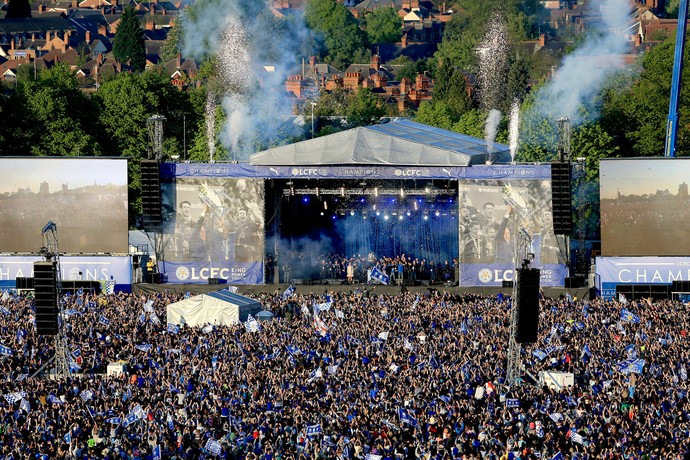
[163, 53, 199, 90]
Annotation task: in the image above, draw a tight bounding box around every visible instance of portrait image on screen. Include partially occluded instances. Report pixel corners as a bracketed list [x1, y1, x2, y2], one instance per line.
[600, 158, 690, 256]
[459, 179, 565, 268]
[0, 158, 128, 254]
[160, 178, 265, 266]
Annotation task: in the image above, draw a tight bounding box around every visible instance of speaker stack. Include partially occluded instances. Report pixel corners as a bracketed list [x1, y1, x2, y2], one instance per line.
[33, 261, 59, 335]
[550, 161, 572, 235]
[516, 267, 541, 344]
[140, 160, 162, 229]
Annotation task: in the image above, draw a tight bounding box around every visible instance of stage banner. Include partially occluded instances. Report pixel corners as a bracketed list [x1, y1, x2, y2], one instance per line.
[159, 176, 265, 284]
[458, 165, 567, 287]
[160, 163, 552, 180]
[460, 264, 567, 287]
[0, 255, 132, 288]
[597, 256, 690, 300]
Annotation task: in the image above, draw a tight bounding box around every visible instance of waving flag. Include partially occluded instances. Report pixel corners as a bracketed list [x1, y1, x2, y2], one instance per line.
[313, 314, 328, 337]
[370, 267, 390, 285]
[281, 284, 296, 300]
[245, 315, 261, 333]
[306, 424, 322, 436]
[99, 315, 110, 326]
[20, 398, 30, 413]
[506, 398, 520, 408]
[204, 438, 222, 456]
[202, 324, 214, 334]
[80, 390, 94, 401]
[135, 344, 153, 352]
[105, 417, 122, 425]
[167, 323, 180, 334]
[621, 308, 640, 323]
[144, 300, 155, 313]
[397, 407, 417, 427]
[0, 344, 13, 356]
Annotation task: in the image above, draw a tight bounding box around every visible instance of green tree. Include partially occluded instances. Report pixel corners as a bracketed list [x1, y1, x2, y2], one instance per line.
[346, 88, 388, 127]
[305, 0, 368, 69]
[5, 0, 31, 18]
[432, 64, 473, 117]
[363, 7, 401, 44]
[413, 100, 456, 130]
[452, 109, 487, 139]
[159, 20, 183, 64]
[113, 7, 146, 72]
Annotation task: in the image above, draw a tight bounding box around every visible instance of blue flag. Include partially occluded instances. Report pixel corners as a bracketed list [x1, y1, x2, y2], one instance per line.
[397, 407, 417, 427]
[152, 445, 161, 460]
[506, 398, 520, 408]
[0, 344, 13, 356]
[370, 267, 390, 285]
[99, 315, 110, 326]
[620, 308, 640, 323]
[281, 284, 296, 300]
[167, 323, 180, 334]
[306, 424, 322, 436]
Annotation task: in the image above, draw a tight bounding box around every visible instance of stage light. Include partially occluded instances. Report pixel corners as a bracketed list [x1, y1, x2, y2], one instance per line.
[383, 214, 389, 221]
[341, 187, 345, 197]
[332, 215, 337, 220]
[435, 210, 440, 217]
[406, 211, 411, 217]
[425, 187, 430, 194]
[376, 211, 381, 216]
[400, 188, 404, 197]
[360, 198, 365, 203]
[374, 187, 379, 197]
[316, 187, 320, 197]
[320, 211, 324, 216]
[350, 210, 355, 216]
[414, 202, 418, 211]
[390, 198, 396, 204]
[303, 197, 309, 203]
[398, 214, 404, 220]
[324, 201, 328, 210]
[373, 204, 377, 210]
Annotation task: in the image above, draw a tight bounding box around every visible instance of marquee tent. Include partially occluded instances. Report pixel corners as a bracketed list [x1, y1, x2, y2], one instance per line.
[249, 119, 511, 166]
[166, 290, 262, 327]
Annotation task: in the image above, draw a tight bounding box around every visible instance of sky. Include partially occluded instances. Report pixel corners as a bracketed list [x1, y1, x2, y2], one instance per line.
[0, 158, 128, 194]
[600, 158, 690, 199]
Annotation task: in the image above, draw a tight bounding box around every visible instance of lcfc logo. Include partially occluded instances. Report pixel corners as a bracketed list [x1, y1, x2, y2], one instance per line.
[176, 266, 190, 281]
[478, 269, 493, 284]
[68, 268, 81, 280]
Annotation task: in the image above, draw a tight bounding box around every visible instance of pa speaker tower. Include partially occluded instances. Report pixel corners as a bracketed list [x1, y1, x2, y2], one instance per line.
[516, 267, 540, 344]
[550, 161, 572, 235]
[140, 160, 162, 228]
[33, 261, 58, 335]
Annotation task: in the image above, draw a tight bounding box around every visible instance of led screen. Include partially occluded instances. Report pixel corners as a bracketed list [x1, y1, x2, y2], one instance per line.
[0, 158, 128, 254]
[600, 158, 690, 256]
[160, 177, 265, 284]
[458, 171, 567, 287]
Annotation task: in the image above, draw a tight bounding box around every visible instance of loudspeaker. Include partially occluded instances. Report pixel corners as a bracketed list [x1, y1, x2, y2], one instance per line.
[209, 277, 220, 285]
[140, 160, 162, 228]
[516, 268, 540, 344]
[502, 280, 514, 288]
[15, 277, 33, 290]
[33, 261, 58, 335]
[550, 161, 572, 235]
[672, 280, 690, 292]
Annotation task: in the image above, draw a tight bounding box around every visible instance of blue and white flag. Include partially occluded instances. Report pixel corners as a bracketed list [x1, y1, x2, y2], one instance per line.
[625, 344, 637, 359]
[99, 315, 110, 326]
[281, 284, 296, 300]
[69, 359, 81, 373]
[533, 349, 547, 361]
[620, 308, 640, 323]
[80, 390, 93, 401]
[138, 313, 146, 324]
[1, 291, 9, 302]
[370, 267, 390, 285]
[205, 438, 223, 456]
[616, 358, 646, 374]
[286, 345, 301, 356]
[150, 314, 160, 325]
[439, 395, 451, 404]
[570, 431, 587, 445]
[4, 393, 21, 404]
[397, 407, 417, 427]
[565, 292, 573, 303]
[122, 413, 139, 428]
[0, 344, 13, 356]
[135, 344, 153, 352]
[77, 287, 84, 296]
[20, 398, 30, 413]
[549, 413, 564, 423]
[71, 348, 81, 358]
[551, 453, 564, 460]
[245, 314, 260, 333]
[316, 301, 332, 312]
[152, 445, 161, 460]
[0, 306, 10, 315]
[167, 323, 180, 334]
[306, 424, 322, 436]
[202, 324, 214, 334]
[535, 421, 544, 438]
[681, 364, 688, 381]
[105, 417, 122, 425]
[47, 394, 64, 405]
[581, 344, 591, 358]
[144, 300, 155, 313]
[506, 398, 520, 408]
[365, 454, 383, 460]
[64, 431, 71, 444]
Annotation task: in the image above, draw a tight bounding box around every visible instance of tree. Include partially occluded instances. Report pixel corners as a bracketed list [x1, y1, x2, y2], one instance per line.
[413, 101, 456, 131]
[363, 7, 401, 44]
[159, 20, 183, 64]
[5, 0, 30, 18]
[113, 7, 146, 72]
[452, 109, 487, 139]
[346, 88, 388, 127]
[305, 0, 368, 69]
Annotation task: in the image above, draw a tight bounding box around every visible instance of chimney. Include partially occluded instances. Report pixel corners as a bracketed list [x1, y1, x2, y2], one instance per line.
[400, 77, 410, 95]
[38, 3, 44, 13]
[146, 19, 155, 31]
[162, 8, 166, 15]
[176, 52, 181, 68]
[401, 33, 408, 48]
[31, 33, 35, 41]
[98, 25, 107, 36]
[309, 55, 315, 68]
[538, 34, 546, 46]
[635, 33, 642, 46]
[71, 0, 77, 7]
[47, 31, 52, 42]
[85, 30, 91, 43]
[112, 0, 117, 6]
[371, 54, 380, 71]
[10, 37, 14, 50]
[98, 52, 103, 64]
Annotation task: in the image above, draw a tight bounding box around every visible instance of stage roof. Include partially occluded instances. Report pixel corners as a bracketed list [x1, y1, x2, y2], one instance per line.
[249, 119, 511, 167]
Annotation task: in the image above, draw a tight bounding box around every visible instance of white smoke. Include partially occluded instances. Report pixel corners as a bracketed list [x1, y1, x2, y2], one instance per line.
[508, 100, 520, 162]
[485, 109, 502, 153]
[533, 0, 632, 124]
[182, 2, 311, 161]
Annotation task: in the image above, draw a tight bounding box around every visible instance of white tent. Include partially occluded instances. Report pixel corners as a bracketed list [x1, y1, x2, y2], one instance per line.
[249, 119, 511, 166]
[166, 290, 262, 327]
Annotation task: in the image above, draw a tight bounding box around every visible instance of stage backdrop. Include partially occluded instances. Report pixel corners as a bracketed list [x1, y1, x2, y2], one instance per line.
[458, 165, 567, 287]
[159, 169, 265, 284]
[601, 158, 690, 256]
[0, 158, 128, 254]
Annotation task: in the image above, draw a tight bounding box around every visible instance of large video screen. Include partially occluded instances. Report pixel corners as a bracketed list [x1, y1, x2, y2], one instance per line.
[601, 158, 690, 256]
[0, 158, 128, 254]
[458, 168, 567, 286]
[160, 177, 265, 284]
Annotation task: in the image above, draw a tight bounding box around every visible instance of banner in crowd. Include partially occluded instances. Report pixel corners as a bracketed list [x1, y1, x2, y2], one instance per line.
[161, 163, 551, 181]
[597, 256, 690, 300]
[159, 176, 265, 284]
[0, 255, 132, 289]
[0, 158, 128, 254]
[458, 165, 567, 287]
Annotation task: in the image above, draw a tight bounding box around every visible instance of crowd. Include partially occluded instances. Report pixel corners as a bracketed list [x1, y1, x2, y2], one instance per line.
[0, 287, 688, 459]
[270, 253, 457, 286]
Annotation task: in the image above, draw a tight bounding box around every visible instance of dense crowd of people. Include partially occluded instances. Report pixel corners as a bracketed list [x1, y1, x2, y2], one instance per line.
[268, 253, 457, 286]
[0, 287, 688, 460]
